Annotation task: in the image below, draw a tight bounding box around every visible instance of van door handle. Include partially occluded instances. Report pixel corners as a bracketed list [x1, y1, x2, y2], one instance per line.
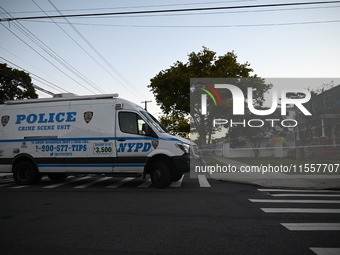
[117, 138, 126, 142]
[103, 139, 109, 142]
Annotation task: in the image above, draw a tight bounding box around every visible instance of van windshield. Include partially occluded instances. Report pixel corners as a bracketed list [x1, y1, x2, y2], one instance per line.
[141, 111, 168, 133]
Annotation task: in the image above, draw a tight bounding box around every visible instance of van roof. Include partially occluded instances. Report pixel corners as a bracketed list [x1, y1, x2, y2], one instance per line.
[5, 93, 119, 105]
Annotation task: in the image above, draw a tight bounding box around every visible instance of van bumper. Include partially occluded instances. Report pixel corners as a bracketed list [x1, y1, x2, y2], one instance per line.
[172, 154, 191, 174]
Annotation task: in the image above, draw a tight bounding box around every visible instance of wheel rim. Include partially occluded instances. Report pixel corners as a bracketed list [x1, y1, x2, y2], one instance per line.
[152, 169, 162, 183]
[17, 167, 30, 181]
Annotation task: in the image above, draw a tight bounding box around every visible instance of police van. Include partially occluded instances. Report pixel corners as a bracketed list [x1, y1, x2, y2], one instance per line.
[0, 94, 197, 188]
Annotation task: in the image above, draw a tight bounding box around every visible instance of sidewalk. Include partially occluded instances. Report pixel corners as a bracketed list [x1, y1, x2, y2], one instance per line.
[209, 156, 340, 190]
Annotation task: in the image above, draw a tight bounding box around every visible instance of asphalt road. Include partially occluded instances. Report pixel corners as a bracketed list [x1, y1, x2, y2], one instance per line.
[0, 175, 339, 255]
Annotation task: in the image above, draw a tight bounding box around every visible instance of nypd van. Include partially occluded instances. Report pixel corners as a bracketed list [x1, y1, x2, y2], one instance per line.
[0, 94, 197, 188]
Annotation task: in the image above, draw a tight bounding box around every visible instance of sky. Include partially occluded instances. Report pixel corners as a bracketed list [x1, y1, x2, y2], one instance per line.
[1, 0, 340, 115]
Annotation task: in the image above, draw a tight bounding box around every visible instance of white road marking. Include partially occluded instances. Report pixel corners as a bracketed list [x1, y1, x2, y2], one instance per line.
[11, 185, 28, 189]
[258, 189, 340, 193]
[271, 194, 340, 197]
[106, 177, 135, 188]
[261, 208, 340, 213]
[170, 175, 184, 188]
[198, 175, 211, 187]
[43, 176, 91, 188]
[74, 177, 112, 188]
[310, 248, 340, 255]
[0, 183, 14, 187]
[282, 223, 340, 231]
[249, 199, 340, 204]
[138, 179, 152, 188]
[0, 179, 13, 184]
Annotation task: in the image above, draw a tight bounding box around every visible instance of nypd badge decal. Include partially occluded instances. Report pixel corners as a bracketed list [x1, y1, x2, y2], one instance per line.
[151, 140, 159, 149]
[83, 111, 93, 124]
[1, 115, 10, 127]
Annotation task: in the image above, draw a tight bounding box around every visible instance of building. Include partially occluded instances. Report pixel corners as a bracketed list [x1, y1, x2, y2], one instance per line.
[296, 84, 340, 160]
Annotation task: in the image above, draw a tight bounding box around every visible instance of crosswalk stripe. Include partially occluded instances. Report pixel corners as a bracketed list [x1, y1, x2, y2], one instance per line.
[170, 175, 184, 188]
[271, 194, 340, 197]
[74, 177, 112, 188]
[1, 175, 211, 189]
[255, 189, 340, 254]
[0, 182, 13, 187]
[310, 247, 340, 255]
[198, 175, 211, 187]
[138, 179, 152, 188]
[281, 223, 340, 231]
[249, 199, 340, 204]
[44, 176, 91, 188]
[258, 189, 340, 193]
[0, 179, 13, 184]
[11, 185, 28, 189]
[106, 177, 135, 188]
[261, 208, 340, 213]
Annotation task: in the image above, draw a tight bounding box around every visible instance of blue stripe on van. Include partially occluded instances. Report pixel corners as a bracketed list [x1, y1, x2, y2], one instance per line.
[38, 163, 145, 168]
[38, 164, 113, 168]
[0, 137, 181, 143]
[114, 164, 145, 167]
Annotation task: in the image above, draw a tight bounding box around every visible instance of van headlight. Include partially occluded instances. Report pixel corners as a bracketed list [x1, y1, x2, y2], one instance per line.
[176, 143, 190, 154]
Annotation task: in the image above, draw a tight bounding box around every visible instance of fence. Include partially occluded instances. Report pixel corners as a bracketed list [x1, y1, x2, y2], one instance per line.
[199, 137, 340, 160]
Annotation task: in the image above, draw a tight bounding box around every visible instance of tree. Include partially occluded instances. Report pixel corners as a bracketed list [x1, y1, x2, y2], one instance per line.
[159, 114, 190, 138]
[149, 47, 269, 144]
[0, 63, 38, 104]
[149, 47, 253, 115]
[227, 110, 289, 157]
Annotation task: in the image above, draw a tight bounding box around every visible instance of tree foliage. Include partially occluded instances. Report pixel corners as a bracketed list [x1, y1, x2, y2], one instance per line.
[0, 63, 38, 104]
[148, 47, 253, 116]
[159, 114, 190, 138]
[149, 47, 270, 143]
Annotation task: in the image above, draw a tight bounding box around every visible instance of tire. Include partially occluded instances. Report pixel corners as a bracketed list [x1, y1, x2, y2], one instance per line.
[48, 173, 68, 181]
[13, 161, 42, 185]
[171, 173, 183, 182]
[150, 162, 171, 188]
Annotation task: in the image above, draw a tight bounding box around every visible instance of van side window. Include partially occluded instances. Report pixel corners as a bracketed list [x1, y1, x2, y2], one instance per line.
[119, 112, 147, 135]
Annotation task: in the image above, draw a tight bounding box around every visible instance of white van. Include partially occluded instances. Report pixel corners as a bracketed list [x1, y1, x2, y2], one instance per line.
[0, 94, 197, 188]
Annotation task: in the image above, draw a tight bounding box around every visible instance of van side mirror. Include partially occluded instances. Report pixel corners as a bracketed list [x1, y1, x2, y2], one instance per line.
[142, 123, 156, 137]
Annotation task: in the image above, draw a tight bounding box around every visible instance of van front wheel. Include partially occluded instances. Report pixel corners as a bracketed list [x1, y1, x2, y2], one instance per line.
[13, 161, 42, 185]
[150, 162, 171, 188]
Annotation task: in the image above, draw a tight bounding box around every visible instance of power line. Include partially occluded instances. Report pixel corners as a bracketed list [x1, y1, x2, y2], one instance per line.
[16, 4, 339, 22]
[0, 21, 94, 94]
[0, 62, 55, 96]
[0, 56, 69, 94]
[46, 0, 151, 100]
[0, 45, 69, 93]
[28, 19, 340, 28]
[0, 8, 102, 94]
[32, 0, 106, 94]
[0, 1, 257, 15]
[32, 84, 55, 96]
[1, 1, 339, 22]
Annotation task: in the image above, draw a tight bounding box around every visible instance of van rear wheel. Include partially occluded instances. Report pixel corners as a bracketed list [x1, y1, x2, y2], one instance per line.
[13, 161, 42, 185]
[150, 162, 171, 188]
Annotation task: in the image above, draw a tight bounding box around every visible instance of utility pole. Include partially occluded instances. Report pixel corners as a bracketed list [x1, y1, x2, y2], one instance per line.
[141, 100, 152, 111]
